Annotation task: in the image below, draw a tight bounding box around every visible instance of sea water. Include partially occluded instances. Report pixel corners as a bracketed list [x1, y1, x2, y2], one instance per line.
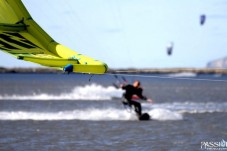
[0, 73, 227, 151]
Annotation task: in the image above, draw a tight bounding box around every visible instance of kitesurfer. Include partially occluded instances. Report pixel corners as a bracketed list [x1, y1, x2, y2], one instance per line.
[121, 80, 152, 117]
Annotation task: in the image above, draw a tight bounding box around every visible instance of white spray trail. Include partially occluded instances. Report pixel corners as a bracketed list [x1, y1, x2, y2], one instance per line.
[0, 84, 124, 100]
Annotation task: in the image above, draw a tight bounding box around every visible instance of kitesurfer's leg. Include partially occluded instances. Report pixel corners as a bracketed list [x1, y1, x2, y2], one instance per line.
[129, 100, 142, 116]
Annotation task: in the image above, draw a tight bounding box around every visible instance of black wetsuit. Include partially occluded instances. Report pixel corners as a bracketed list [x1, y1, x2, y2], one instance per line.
[122, 85, 147, 116]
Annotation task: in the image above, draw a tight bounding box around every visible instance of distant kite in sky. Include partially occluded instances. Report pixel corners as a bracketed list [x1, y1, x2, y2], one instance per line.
[200, 14, 206, 25]
[166, 42, 174, 56]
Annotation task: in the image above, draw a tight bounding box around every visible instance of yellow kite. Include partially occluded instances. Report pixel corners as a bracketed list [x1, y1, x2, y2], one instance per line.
[0, 0, 108, 74]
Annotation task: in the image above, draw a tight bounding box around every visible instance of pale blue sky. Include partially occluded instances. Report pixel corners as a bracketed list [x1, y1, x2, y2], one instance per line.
[0, 0, 227, 68]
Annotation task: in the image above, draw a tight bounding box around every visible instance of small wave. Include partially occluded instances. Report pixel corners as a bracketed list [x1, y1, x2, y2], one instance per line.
[167, 72, 197, 78]
[144, 102, 227, 114]
[0, 101, 226, 121]
[0, 108, 183, 121]
[0, 84, 124, 101]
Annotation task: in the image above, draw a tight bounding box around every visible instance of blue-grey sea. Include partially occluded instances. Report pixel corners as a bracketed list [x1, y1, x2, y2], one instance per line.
[0, 73, 227, 151]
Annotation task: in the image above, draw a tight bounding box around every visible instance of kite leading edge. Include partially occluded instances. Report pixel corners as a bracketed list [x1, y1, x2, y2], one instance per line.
[0, 0, 108, 74]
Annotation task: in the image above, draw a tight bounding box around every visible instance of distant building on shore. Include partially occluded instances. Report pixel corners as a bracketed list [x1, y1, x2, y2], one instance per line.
[207, 56, 227, 69]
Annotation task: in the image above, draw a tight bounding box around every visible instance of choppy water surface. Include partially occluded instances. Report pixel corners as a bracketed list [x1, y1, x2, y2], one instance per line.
[0, 73, 227, 151]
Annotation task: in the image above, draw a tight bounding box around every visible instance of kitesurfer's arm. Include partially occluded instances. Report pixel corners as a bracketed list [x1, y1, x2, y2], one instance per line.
[136, 88, 147, 100]
[120, 84, 128, 89]
[112, 83, 126, 89]
[137, 88, 153, 103]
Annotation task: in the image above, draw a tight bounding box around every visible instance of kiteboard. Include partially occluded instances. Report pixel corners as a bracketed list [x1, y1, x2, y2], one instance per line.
[139, 113, 150, 121]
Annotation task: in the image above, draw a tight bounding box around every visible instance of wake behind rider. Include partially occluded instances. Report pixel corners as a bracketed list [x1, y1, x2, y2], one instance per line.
[121, 80, 150, 117]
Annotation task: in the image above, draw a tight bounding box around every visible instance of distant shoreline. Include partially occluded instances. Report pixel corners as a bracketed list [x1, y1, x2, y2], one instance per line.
[108, 68, 227, 74]
[0, 67, 227, 74]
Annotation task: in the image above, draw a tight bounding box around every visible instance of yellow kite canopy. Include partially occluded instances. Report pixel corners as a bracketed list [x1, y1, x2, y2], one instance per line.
[0, 0, 108, 74]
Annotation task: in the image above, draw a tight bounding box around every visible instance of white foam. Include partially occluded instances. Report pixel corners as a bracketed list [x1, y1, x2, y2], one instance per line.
[0, 101, 226, 121]
[0, 84, 124, 101]
[0, 107, 184, 121]
[0, 109, 136, 121]
[148, 108, 183, 121]
[146, 102, 227, 114]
